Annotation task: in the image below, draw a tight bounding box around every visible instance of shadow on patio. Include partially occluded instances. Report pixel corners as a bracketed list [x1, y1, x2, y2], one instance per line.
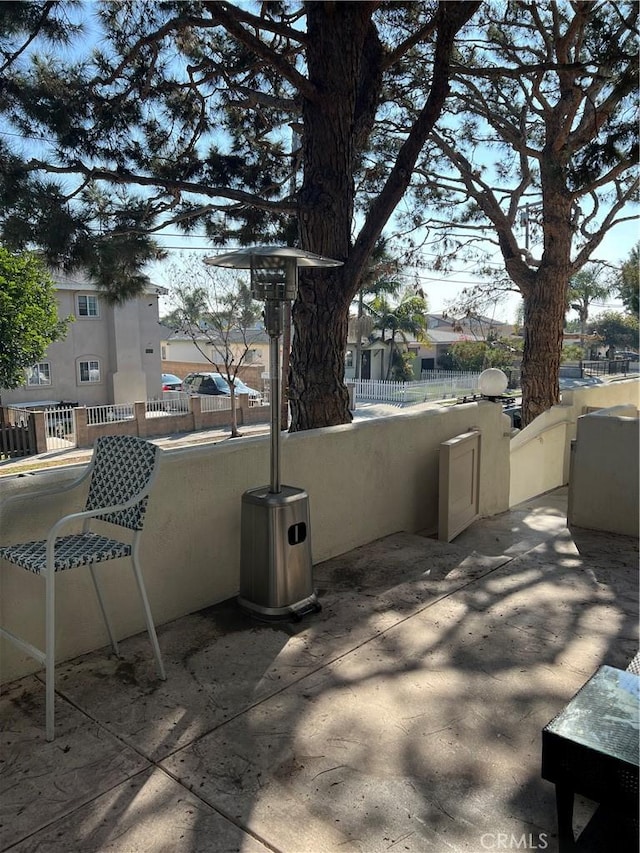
[1, 488, 638, 852]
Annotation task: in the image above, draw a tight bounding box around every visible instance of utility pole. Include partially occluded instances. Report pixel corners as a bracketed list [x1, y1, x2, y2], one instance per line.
[520, 202, 543, 251]
[355, 289, 364, 380]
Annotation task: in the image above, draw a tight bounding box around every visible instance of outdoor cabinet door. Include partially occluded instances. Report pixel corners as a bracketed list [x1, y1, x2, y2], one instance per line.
[438, 430, 481, 542]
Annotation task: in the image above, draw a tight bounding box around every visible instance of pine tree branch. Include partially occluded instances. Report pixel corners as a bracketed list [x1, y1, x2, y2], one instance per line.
[202, 1, 317, 101]
[203, 2, 308, 44]
[452, 60, 591, 80]
[27, 159, 296, 215]
[569, 65, 638, 151]
[570, 156, 638, 198]
[95, 14, 194, 87]
[383, 14, 439, 69]
[348, 1, 481, 295]
[572, 177, 640, 271]
[428, 129, 536, 294]
[451, 77, 542, 160]
[0, 1, 57, 74]
[225, 85, 298, 113]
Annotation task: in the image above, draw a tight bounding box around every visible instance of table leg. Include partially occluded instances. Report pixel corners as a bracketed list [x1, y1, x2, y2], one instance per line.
[555, 784, 576, 852]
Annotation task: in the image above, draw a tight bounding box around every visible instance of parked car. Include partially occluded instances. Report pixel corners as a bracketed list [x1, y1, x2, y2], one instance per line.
[614, 351, 639, 362]
[162, 373, 183, 391]
[182, 372, 262, 400]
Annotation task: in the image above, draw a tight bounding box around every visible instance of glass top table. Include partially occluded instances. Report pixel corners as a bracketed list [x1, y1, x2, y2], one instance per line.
[542, 665, 639, 851]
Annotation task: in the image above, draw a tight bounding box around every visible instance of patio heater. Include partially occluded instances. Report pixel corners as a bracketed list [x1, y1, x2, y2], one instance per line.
[205, 247, 343, 620]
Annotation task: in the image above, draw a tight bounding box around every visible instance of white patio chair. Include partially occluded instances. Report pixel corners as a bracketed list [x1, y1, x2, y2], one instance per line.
[0, 435, 166, 741]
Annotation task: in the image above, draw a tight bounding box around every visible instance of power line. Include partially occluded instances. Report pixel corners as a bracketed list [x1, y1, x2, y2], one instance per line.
[154, 245, 219, 251]
[0, 128, 53, 144]
[150, 245, 507, 280]
[397, 272, 503, 286]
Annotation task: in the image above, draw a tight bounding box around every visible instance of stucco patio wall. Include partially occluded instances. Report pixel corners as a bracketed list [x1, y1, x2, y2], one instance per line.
[1, 399, 510, 684]
[567, 405, 639, 537]
[4, 379, 638, 685]
[509, 378, 639, 507]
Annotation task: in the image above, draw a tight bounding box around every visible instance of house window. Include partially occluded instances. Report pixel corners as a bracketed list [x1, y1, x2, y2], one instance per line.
[78, 359, 101, 383]
[345, 350, 354, 368]
[76, 294, 99, 317]
[26, 362, 51, 386]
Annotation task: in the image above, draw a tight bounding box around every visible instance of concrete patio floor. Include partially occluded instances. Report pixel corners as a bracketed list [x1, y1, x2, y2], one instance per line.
[1, 488, 638, 853]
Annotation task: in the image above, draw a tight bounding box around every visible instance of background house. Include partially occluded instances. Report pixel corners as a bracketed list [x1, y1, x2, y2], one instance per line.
[2, 270, 167, 408]
[561, 331, 605, 358]
[161, 326, 274, 391]
[344, 312, 517, 379]
[417, 314, 517, 372]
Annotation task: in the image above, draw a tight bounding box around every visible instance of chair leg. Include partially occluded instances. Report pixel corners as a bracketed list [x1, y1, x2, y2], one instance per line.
[88, 565, 119, 656]
[130, 551, 166, 680]
[45, 567, 55, 742]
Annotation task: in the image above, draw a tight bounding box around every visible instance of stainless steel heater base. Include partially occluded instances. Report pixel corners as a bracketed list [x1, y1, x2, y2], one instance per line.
[239, 485, 321, 621]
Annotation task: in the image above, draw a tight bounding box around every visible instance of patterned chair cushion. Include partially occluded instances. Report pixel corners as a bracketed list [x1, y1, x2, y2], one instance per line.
[86, 435, 158, 531]
[0, 533, 132, 573]
[626, 652, 640, 675]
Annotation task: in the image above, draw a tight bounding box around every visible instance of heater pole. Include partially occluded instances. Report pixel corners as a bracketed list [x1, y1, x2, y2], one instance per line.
[266, 259, 298, 494]
[268, 305, 282, 493]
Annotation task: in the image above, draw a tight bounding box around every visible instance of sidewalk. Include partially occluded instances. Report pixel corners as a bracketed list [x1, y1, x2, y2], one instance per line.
[1, 488, 637, 852]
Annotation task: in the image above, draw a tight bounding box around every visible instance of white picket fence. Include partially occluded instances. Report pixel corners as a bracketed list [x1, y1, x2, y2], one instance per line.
[147, 392, 191, 416]
[44, 405, 78, 450]
[87, 403, 135, 425]
[199, 394, 234, 413]
[88, 393, 192, 424]
[353, 372, 483, 405]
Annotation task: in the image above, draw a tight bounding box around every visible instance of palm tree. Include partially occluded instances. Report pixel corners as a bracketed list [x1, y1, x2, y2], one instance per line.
[568, 267, 612, 358]
[371, 290, 429, 379]
[352, 242, 404, 379]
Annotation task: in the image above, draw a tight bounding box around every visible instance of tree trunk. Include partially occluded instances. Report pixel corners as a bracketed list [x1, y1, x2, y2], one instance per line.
[520, 272, 568, 425]
[579, 308, 588, 359]
[229, 386, 241, 438]
[355, 290, 364, 380]
[385, 331, 397, 380]
[288, 2, 477, 430]
[518, 126, 574, 426]
[289, 4, 374, 431]
[290, 267, 352, 429]
[280, 301, 291, 430]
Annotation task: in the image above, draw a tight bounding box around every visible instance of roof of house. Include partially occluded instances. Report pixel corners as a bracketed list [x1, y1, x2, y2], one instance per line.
[52, 269, 167, 296]
[425, 329, 480, 344]
[427, 312, 510, 327]
[163, 327, 271, 345]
